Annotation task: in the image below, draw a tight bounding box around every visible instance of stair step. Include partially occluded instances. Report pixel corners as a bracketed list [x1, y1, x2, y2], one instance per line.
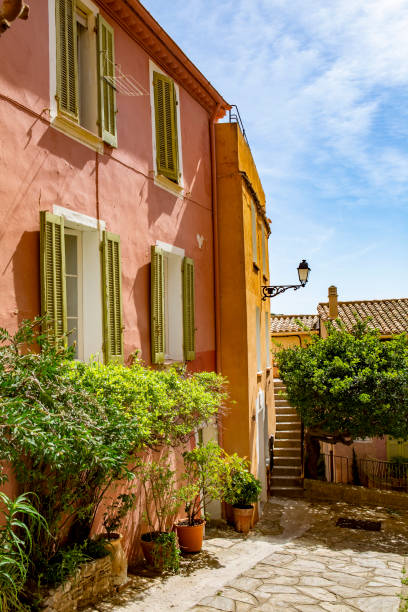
[274, 456, 302, 465]
[269, 486, 304, 499]
[276, 422, 301, 431]
[275, 430, 301, 440]
[270, 475, 303, 487]
[274, 439, 301, 449]
[272, 466, 301, 476]
[274, 448, 301, 457]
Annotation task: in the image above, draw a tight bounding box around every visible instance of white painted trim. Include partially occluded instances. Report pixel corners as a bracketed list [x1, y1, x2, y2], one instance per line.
[149, 59, 184, 194]
[156, 240, 185, 258]
[53, 205, 106, 232]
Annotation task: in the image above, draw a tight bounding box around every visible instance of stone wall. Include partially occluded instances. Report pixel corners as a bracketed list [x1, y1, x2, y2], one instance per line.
[39, 555, 113, 611]
[304, 478, 408, 510]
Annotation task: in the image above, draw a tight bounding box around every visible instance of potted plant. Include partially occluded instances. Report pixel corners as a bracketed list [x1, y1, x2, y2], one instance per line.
[176, 441, 224, 553]
[136, 457, 180, 573]
[223, 464, 262, 534]
[101, 492, 136, 586]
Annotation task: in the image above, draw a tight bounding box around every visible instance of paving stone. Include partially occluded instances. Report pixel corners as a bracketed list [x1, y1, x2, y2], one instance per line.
[347, 595, 400, 612]
[262, 575, 299, 586]
[196, 596, 235, 611]
[350, 557, 389, 569]
[364, 585, 400, 595]
[228, 577, 262, 591]
[257, 584, 298, 594]
[285, 559, 327, 572]
[257, 564, 300, 577]
[367, 578, 402, 587]
[299, 576, 336, 587]
[326, 584, 370, 598]
[258, 593, 318, 605]
[235, 603, 253, 612]
[323, 571, 368, 588]
[242, 568, 277, 579]
[296, 586, 337, 602]
[260, 552, 296, 566]
[320, 605, 358, 612]
[293, 606, 327, 612]
[256, 603, 297, 611]
[220, 588, 258, 606]
[206, 538, 237, 549]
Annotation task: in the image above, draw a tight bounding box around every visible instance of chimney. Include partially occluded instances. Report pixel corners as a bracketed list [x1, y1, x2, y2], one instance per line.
[328, 285, 338, 318]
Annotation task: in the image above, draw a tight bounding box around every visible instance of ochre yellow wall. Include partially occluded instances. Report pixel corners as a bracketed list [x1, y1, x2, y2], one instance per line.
[215, 123, 272, 493]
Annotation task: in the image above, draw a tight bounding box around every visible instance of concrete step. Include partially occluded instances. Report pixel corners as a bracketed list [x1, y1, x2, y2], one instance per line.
[270, 475, 303, 488]
[276, 421, 301, 431]
[274, 439, 301, 449]
[274, 398, 290, 405]
[274, 447, 301, 458]
[269, 486, 304, 499]
[273, 456, 302, 466]
[272, 465, 301, 476]
[275, 430, 301, 440]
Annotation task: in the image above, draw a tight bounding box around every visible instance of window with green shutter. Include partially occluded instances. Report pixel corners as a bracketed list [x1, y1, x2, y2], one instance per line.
[40, 211, 68, 342]
[54, 1, 117, 147]
[151, 245, 165, 364]
[102, 232, 123, 363]
[182, 257, 195, 361]
[97, 14, 117, 147]
[55, 0, 79, 121]
[153, 71, 179, 183]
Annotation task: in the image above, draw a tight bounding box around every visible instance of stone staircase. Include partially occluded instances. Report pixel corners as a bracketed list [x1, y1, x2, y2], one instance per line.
[269, 379, 304, 498]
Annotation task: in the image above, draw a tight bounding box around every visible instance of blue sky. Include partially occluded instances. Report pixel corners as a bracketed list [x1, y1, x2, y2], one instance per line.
[143, 0, 408, 314]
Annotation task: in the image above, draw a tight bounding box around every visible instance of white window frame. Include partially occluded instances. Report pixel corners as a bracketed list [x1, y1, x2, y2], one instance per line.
[149, 60, 184, 197]
[64, 228, 84, 360]
[53, 205, 104, 361]
[156, 240, 185, 362]
[48, 0, 103, 152]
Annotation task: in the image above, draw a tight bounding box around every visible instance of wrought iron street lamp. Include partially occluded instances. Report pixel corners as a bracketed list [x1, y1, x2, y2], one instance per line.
[261, 260, 311, 300]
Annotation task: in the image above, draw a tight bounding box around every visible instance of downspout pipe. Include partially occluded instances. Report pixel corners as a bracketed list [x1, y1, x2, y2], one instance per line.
[209, 102, 222, 446]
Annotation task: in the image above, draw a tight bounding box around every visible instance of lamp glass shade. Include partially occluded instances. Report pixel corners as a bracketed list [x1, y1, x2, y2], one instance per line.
[297, 260, 310, 284]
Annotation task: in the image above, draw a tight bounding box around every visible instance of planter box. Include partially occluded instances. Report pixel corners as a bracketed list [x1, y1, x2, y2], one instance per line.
[38, 555, 114, 611]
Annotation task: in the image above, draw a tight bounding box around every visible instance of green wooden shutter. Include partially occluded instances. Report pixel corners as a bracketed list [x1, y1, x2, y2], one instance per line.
[153, 71, 179, 182]
[40, 211, 67, 342]
[102, 232, 123, 363]
[55, 0, 79, 121]
[97, 14, 117, 147]
[151, 245, 165, 364]
[182, 257, 195, 361]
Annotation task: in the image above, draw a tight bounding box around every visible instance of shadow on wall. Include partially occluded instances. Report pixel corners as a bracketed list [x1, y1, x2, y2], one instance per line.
[12, 230, 40, 326]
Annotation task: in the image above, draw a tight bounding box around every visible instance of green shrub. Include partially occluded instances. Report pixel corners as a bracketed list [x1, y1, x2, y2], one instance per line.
[223, 463, 261, 507]
[0, 319, 228, 589]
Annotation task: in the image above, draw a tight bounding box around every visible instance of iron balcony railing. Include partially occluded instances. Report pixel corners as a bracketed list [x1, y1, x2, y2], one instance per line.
[319, 452, 408, 492]
[226, 105, 249, 145]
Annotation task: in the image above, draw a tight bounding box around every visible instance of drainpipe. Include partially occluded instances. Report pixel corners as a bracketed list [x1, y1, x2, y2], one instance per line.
[209, 102, 222, 446]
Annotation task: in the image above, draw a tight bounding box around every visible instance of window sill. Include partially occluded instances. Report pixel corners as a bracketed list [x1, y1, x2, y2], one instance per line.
[154, 173, 184, 197]
[51, 114, 104, 153]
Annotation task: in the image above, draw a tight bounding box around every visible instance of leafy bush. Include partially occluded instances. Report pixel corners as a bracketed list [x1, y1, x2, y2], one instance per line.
[151, 532, 180, 574]
[0, 319, 228, 587]
[0, 492, 47, 611]
[177, 441, 225, 525]
[223, 461, 261, 507]
[276, 319, 408, 443]
[136, 456, 179, 534]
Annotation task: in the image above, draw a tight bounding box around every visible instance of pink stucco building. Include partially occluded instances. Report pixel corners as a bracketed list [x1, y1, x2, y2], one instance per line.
[0, 0, 229, 372]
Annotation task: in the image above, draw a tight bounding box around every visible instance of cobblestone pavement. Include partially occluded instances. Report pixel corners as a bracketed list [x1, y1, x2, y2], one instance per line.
[87, 498, 408, 612]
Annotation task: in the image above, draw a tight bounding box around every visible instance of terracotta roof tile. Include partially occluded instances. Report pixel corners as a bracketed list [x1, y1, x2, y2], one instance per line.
[317, 298, 408, 335]
[270, 314, 319, 334]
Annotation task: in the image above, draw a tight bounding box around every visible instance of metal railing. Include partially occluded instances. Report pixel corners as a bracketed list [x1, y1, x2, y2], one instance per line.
[320, 452, 408, 492]
[226, 105, 249, 145]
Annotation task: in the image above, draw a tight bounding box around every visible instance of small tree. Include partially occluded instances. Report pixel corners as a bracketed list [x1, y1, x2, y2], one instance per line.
[276, 319, 408, 477]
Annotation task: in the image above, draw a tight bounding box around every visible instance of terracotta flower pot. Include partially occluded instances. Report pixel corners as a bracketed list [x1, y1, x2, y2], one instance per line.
[105, 533, 127, 587]
[175, 519, 205, 554]
[232, 505, 253, 534]
[140, 531, 165, 567]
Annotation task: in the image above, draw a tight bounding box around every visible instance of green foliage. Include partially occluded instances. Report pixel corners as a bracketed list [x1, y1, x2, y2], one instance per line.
[0, 319, 227, 589]
[38, 543, 91, 588]
[0, 492, 47, 611]
[178, 441, 225, 525]
[276, 319, 408, 442]
[151, 532, 180, 574]
[222, 457, 261, 507]
[103, 493, 137, 539]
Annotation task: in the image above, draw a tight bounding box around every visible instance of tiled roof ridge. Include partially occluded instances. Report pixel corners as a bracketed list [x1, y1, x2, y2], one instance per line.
[319, 297, 408, 308]
[271, 313, 316, 318]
